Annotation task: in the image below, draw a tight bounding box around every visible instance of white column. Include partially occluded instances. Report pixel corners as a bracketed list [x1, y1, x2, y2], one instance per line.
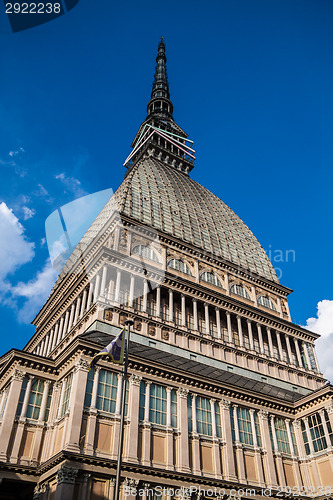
[129, 275, 135, 308]
[285, 334, 293, 365]
[74, 295, 81, 325]
[43, 333, 51, 356]
[285, 419, 295, 456]
[311, 345, 320, 372]
[80, 288, 88, 317]
[276, 331, 284, 361]
[86, 280, 94, 310]
[215, 308, 222, 339]
[270, 415, 279, 453]
[0, 391, 7, 417]
[192, 394, 197, 433]
[21, 376, 34, 419]
[204, 303, 210, 335]
[51, 323, 59, 351]
[249, 409, 258, 447]
[319, 410, 331, 449]
[55, 315, 64, 345]
[193, 299, 198, 330]
[181, 294, 186, 326]
[210, 399, 217, 438]
[168, 289, 173, 322]
[114, 270, 121, 303]
[303, 417, 314, 455]
[166, 387, 172, 428]
[257, 323, 264, 354]
[100, 265, 108, 298]
[91, 367, 101, 410]
[143, 280, 148, 313]
[303, 342, 312, 370]
[224, 273, 229, 295]
[252, 285, 257, 307]
[247, 320, 254, 350]
[237, 315, 244, 347]
[156, 286, 161, 318]
[226, 312, 233, 343]
[68, 303, 76, 331]
[233, 405, 240, 443]
[62, 310, 70, 339]
[144, 381, 151, 422]
[115, 373, 123, 415]
[94, 272, 101, 302]
[38, 380, 51, 422]
[57, 380, 66, 419]
[294, 338, 303, 367]
[267, 327, 274, 358]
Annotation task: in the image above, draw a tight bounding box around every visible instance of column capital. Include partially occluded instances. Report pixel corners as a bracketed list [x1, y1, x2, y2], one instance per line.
[57, 466, 78, 485]
[249, 408, 255, 414]
[166, 386, 173, 393]
[258, 409, 269, 420]
[74, 358, 90, 373]
[177, 387, 189, 399]
[292, 419, 301, 429]
[129, 374, 142, 386]
[210, 398, 216, 404]
[145, 380, 152, 386]
[191, 393, 197, 401]
[219, 398, 231, 410]
[44, 380, 52, 386]
[325, 403, 333, 415]
[12, 369, 25, 382]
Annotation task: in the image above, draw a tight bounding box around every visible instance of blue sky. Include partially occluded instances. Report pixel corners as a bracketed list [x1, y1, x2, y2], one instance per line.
[1, 0, 333, 375]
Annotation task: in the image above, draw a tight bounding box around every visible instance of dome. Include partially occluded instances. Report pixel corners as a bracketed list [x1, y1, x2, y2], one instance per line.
[114, 157, 278, 283]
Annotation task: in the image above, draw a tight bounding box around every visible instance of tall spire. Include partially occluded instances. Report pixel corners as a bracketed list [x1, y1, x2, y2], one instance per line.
[124, 38, 195, 174]
[147, 37, 173, 118]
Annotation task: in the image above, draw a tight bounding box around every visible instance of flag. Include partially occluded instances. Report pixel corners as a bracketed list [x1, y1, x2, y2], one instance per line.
[89, 328, 125, 370]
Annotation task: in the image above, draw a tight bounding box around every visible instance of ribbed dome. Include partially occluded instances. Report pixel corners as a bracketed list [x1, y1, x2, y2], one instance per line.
[116, 157, 278, 283]
[54, 156, 278, 288]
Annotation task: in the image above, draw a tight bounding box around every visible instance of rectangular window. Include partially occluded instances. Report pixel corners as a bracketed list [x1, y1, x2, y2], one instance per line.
[237, 407, 253, 445]
[16, 376, 28, 417]
[308, 413, 327, 452]
[44, 384, 53, 422]
[274, 418, 291, 454]
[215, 402, 222, 438]
[26, 380, 44, 420]
[254, 412, 262, 447]
[149, 384, 167, 425]
[84, 368, 94, 408]
[60, 373, 73, 417]
[196, 396, 212, 436]
[301, 420, 310, 455]
[97, 370, 118, 413]
[230, 406, 235, 441]
[171, 390, 177, 428]
[187, 394, 192, 432]
[325, 410, 333, 447]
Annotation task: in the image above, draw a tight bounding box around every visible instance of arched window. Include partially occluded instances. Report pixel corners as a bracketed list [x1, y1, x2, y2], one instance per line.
[230, 284, 250, 299]
[200, 271, 223, 288]
[132, 245, 159, 262]
[257, 296, 277, 311]
[168, 258, 193, 276]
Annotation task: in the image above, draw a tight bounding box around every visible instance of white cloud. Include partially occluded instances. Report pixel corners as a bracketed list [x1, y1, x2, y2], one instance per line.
[12, 260, 57, 323]
[55, 172, 87, 198]
[305, 300, 333, 382]
[9, 147, 25, 157]
[22, 206, 36, 220]
[0, 202, 35, 280]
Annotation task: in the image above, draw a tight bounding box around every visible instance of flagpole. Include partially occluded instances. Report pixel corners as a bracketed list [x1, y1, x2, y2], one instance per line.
[114, 319, 133, 500]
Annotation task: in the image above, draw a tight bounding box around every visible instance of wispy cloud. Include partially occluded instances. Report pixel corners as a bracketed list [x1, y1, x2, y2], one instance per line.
[9, 147, 25, 157]
[304, 300, 333, 382]
[22, 206, 36, 220]
[0, 202, 57, 323]
[0, 202, 35, 281]
[12, 259, 57, 323]
[55, 172, 87, 198]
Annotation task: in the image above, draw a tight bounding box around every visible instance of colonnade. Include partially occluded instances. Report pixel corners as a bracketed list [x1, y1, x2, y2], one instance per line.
[33, 266, 320, 375]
